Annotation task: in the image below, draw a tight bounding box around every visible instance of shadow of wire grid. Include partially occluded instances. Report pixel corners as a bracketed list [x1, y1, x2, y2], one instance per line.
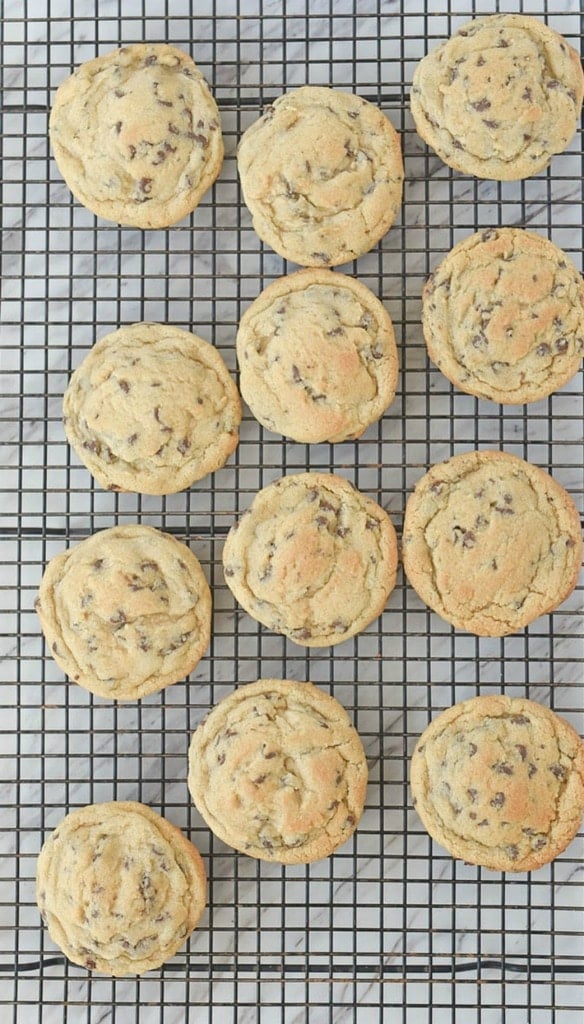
[0, 0, 583, 1021]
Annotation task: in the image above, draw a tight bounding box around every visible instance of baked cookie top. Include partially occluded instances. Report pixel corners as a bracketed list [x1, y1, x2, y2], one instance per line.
[63, 322, 241, 495]
[188, 679, 368, 863]
[402, 450, 582, 636]
[237, 86, 403, 266]
[49, 44, 223, 227]
[35, 525, 212, 700]
[236, 269, 398, 443]
[422, 229, 584, 404]
[36, 801, 206, 974]
[410, 14, 584, 180]
[411, 696, 584, 872]
[222, 473, 398, 647]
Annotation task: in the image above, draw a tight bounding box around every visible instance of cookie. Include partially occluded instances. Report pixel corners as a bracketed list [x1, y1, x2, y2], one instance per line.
[410, 14, 584, 180]
[411, 696, 584, 872]
[35, 525, 212, 700]
[63, 322, 241, 495]
[236, 269, 398, 443]
[222, 472, 397, 647]
[422, 229, 584, 404]
[36, 801, 206, 974]
[188, 679, 368, 863]
[402, 450, 582, 636]
[237, 86, 403, 266]
[49, 44, 223, 228]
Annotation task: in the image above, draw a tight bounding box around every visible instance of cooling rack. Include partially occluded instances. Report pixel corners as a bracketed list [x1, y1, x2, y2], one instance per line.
[1, 0, 583, 1021]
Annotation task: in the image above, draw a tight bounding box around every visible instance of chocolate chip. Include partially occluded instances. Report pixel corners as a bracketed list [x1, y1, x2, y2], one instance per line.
[528, 763, 538, 778]
[515, 745, 527, 761]
[93, 559, 104, 570]
[224, 567, 235, 577]
[547, 79, 561, 90]
[144, 54, 158, 65]
[536, 343, 551, 356]
[110, 609, 127, 626]
[555, 338, 568, 354]
[467, 788, 477, 803]
[139, 177, 153, 194]
[493, 761, 514, 776]
[476, 56, 485, 66]
[490, 792, 505, 808]
[291, 364, 302, 384]
[311, 252, 330, 263]
[253, 774, 267, 785]
[177, 437, 191, 455]
[510, 714, 529, 725]
[483, 119, 500, 129]
[498, 38, 509, 48]
[471, 99, 491, 112]
[264, 750, 277, 759]
[549, 764, 566, 780]
[365, 518, 378, 530]
[478, 819, 489, 827]
[494, 506, 514, 516]
[128, 145, 137, 159]
[118, 379, 130, 393]
[507, 845, 519, 861]
[345, 815, 355, 827]
[462, 530, 475, 549]
[469, 743, 477, 757]
[327, 326, 344, 337]
[127, 433, 138, 445]
[337, 526, 349, 538]
[86, 959, 96, 970]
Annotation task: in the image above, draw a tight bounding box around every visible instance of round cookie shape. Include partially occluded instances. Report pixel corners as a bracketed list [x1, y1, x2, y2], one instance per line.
[411, 696, 584, 872]
[222, 473, 398, 647]
[236, 269, 398, 442]
[35, 525, 212, 700]
[49, 44, 224, 228]
[237, 86, 403, 266]
[423, 229, 584, 404]
[410, 14, 584, 180]
[63, 322, 241, 495]
[36, 801, 206, 974]
[402, 451, 582, 637]
[188, 679, 368, 863]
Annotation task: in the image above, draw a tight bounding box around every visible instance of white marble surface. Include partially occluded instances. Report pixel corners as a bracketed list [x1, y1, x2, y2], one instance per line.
[1, 0, 583, 1021]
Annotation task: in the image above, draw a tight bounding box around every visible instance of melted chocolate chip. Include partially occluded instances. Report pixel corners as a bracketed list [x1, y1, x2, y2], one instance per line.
[490, 792, 505, 808]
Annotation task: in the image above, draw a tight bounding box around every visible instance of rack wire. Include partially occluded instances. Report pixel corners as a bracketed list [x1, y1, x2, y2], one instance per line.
[1, 0, 583, 1021]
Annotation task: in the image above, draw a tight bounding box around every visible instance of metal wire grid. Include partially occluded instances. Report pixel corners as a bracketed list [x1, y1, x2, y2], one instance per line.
[1, 0, 583, 1020]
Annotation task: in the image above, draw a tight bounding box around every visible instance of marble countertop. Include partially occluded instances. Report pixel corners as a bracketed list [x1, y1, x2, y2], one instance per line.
[1, 0, 583, 1021]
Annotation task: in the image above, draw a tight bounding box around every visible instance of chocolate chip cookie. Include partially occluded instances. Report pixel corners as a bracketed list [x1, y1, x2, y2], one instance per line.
[63, 322, 241, 494]
[222, 473, 398, 646]
[410, 14, 584, 180]
[236, 269, 398, 442]
[35, 525, 212, 700]
[411, 696, 584, 872]
[422, 229, 584, 404]
[402, 450, 582, 636]
[237, 86, 403, 266]
[188, 679, 368, 863]
[37, 801, 206, 974]
[50, 44, 223, 227]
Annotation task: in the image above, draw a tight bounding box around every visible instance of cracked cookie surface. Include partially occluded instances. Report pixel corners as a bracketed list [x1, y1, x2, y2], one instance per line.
[36, 801, 206, 974]
[422, 229, 584, 404]
[410, 14, 584, 180]
[237, 86, 403, 266]
[402, 450, 581, 636]
[188, 679, 368, 863]
[63, 322, 241, 495]
[236, 269, 398, 443]
[411, 696, 584, 872]
[222, 473, 398, 647]
[35, 525, 212, 700]
[50, 44, 223, 227]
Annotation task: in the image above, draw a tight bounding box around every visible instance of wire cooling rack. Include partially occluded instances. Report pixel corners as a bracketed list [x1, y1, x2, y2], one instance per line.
[1, 0, 583, 1021]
